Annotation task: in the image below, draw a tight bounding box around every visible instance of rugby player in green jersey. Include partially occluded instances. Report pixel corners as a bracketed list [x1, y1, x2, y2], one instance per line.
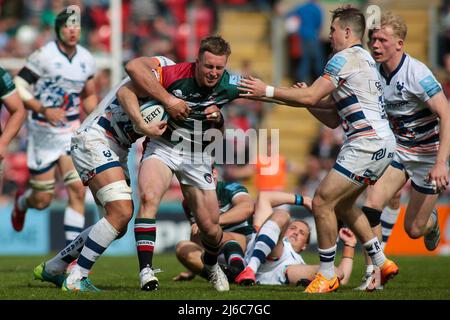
[117, 36, 245, 291]
[0, 67, 27, 191]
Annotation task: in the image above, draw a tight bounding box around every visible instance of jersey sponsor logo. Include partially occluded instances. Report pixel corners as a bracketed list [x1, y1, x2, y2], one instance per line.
[173, 89, 187, 99]
[371, 148, 386, 161]
[204, 173, 213, 183]
[229, 74, 241, 85]
[324, 55, 347, 76]
[102, 150, 112, 158]
[419, 75, 441, 98]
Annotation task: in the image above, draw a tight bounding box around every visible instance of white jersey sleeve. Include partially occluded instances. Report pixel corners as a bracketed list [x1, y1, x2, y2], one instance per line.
[322, 51, 355, 87]
[410, 61, 442, 102]
[25, 48, 46, 77]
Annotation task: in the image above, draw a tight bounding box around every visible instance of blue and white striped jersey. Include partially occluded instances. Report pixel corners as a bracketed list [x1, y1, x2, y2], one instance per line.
[26, 41, 95, 133]
[379, 54, 442, 155]
[80, 56, 175, 148]
[322, 45, 393, 142]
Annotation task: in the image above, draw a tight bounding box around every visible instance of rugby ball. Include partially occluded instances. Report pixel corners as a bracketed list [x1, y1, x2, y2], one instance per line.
[134, 99, 168, 134]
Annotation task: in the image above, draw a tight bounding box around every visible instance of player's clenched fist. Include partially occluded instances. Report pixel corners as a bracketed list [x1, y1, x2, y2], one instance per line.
[165, 97, 191, 121]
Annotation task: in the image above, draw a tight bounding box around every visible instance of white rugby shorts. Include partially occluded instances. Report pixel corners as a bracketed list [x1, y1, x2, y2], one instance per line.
[333, 135, 397, 186]
[142, 138, 215, 190]
[71, 122, 129, 185]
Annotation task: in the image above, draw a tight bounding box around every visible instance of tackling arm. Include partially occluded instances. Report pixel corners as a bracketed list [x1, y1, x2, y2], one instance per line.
[125, 57, 190, 120]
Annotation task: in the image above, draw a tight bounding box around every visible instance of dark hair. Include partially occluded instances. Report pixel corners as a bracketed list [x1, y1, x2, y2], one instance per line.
[198, 35, 231, 58]
[54, 7, 80, 42]
[331, 6, 366, 39]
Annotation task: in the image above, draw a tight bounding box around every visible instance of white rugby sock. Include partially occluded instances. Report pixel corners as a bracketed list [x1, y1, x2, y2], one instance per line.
[64, 207, 85, 245]
[381, 206, 400, 249]
[45, 225, 93, 275]
[17, 189, 32, 211]
[247, 220, 281, 273]
[364, 237, 386, 267]
[76, 218, 119, 277]
[318, 245, 337, 280]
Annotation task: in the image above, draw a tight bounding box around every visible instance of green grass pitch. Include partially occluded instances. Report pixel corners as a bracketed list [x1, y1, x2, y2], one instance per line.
[1, 253, 449, 300]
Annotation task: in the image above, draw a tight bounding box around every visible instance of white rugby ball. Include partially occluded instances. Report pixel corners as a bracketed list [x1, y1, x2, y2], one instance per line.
[134, 100, 168, 134]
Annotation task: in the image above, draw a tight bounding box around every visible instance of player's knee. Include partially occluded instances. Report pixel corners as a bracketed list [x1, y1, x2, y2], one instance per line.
[33, 195, 52, 210]
[140, 189, 161, 209]
[312, 193, 328, 215]
[199, 223, 220, 241]
[271, 210, 291, 228]
[96, 180, 132, 207]
[175, 241, 191, 259]
[404, 223, 424, 239]
[362, 206, 382, 227]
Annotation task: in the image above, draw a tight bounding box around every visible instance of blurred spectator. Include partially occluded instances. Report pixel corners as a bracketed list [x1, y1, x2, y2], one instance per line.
[309, 125, 343, 172]
[296, 125, 343, 198]
[438, 0, 450, 67]
[439, 53, 450, 99]
[285, 0, 325, 84]
[296, 155, 324, 198]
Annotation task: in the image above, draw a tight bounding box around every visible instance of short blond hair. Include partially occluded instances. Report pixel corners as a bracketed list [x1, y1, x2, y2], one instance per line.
[378, 12, 408, 40]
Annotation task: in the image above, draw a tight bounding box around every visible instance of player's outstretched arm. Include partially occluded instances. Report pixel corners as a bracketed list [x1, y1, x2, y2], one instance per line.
[125, 57, 190, 121]
[293, 83, 340, 128]
[0, 91, 27, 160]
[238, 76, 335, 108]
[253, 191, 311, 229]
[116, 82, 167, 138]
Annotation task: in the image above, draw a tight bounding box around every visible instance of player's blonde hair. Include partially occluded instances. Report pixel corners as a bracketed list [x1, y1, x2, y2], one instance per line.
[375, 12, 408, 40]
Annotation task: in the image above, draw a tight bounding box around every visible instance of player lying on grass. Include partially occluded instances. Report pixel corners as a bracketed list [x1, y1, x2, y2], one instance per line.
[173, 166, 254, 282]
[236, 191, 356, 286]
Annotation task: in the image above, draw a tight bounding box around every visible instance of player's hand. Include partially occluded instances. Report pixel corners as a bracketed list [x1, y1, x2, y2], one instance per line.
[302, 196, 313, 212]
[339, 228, 357, 247]
[238, 76, 268, 98]
[427, 161, 449, 193]
[165, 97, 191, 121]
[204, 105, 222, 124]
[0, 142, 7, 161]
[135, 120, 167, 138]
[172, 271, 196, 281]
[43, 108, 65, 124]
[191, 223, 200, 236]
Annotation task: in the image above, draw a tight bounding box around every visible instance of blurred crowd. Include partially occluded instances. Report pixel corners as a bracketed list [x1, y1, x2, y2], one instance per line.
[0, 0, 270, 203]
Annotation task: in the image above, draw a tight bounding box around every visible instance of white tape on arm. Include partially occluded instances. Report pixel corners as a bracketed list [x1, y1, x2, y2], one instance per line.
[265, 85, 275, 98]
[13, 76, 34, 101]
